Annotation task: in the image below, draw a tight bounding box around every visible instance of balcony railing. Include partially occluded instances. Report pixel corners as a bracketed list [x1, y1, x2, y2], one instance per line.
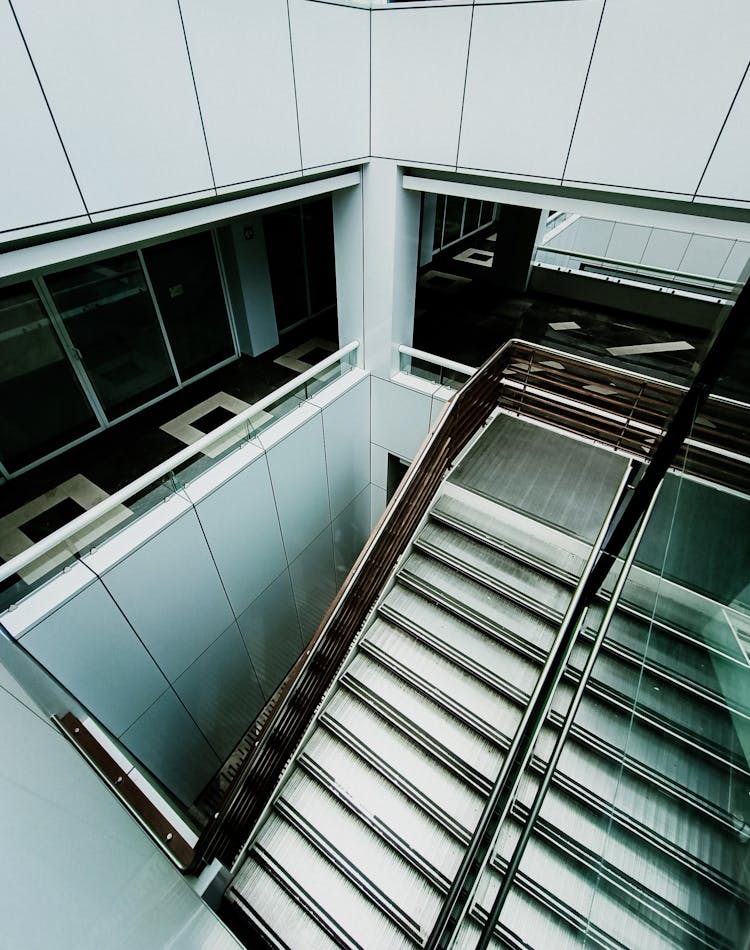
[191, 331, 750, 873]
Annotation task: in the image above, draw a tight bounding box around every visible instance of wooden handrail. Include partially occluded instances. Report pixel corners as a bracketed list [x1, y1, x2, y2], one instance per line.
[186, 339, 750, 873]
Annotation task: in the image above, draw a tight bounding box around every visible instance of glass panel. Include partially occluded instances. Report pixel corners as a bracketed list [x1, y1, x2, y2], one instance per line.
[462, 198, 481, 237]
[433, 193, 446, 251]
[142, 232, 234, 381]
[0, 282, 98, 471]
[45, 253, 176, 419]
[443, 196, 464, 246]
[302, 197, 337, 317]
[263, 205, 308, 332]
[480, 200, 496, 226]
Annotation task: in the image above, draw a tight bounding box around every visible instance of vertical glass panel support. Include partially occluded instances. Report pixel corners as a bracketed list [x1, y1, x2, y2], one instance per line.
[433, 193, 446, 252]
[463, 198, 481, 237]
[44, 253, 177, 420]
[142, 232, 235, 381]
[0, 282, 99, 471]
[443, 195, 464, 246]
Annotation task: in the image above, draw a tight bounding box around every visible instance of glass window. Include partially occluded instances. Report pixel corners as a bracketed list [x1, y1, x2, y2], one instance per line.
[302, 197, 336, 317]
[263, 206, 308, 332]
[45, 253, 176, 420]
[143, 232, 234, 381]
[443, 196, 464, 245]
[0, 282, 98, 470]
[462, 199, 481, 236]
[433, 194, 446, 251]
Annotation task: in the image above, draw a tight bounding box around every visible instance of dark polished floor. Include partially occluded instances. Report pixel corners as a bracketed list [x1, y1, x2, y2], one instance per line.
[414, 228, 717, 387]
[0, 312, 338, 608]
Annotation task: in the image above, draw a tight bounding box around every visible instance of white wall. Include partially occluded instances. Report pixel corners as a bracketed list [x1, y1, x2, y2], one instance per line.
[2, 0, 370, 240]
[371, 0, 750, 207]
[540, 215, 750, 287]
[0, 679, 243, 950]
[3, 0, 748, 241]
[1, 372, 373, 805]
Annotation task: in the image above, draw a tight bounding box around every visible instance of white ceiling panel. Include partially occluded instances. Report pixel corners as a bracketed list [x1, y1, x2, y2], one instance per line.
[565, 0, 750, 195]
[13, 0, 214, 213]
[458, 1, 603, 180]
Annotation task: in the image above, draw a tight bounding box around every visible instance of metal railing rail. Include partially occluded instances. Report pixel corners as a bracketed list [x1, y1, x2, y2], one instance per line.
[189, 340, 507, 872]
[537, 245, 738, 290]
[0, 341, 359, 587]
[397, 344, 476, 377]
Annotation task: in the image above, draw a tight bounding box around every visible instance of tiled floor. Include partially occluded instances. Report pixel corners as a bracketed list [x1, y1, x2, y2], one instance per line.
[414, 227, 715, 387]
[0, 312, 338, 608]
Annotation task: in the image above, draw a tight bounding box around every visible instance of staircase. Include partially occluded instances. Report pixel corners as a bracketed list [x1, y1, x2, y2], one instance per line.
[223, 413, 750, 949]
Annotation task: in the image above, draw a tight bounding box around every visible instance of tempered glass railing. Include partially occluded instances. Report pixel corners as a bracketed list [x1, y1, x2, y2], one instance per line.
[398, 344, 476, 390]
[439, 280, 750, 948]
[0, 342, 359, 613]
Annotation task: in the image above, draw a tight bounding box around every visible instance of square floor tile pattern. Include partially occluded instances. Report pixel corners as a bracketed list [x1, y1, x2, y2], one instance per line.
[273, 337, 337, 374]
[160, 392, 271, 459]
[0, 474, 132, 584]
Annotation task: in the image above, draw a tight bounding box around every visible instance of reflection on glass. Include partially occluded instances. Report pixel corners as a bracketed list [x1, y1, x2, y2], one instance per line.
[263, 206, 308, 332]
[443, 196, 463, 245]
[433, 193, 446, 251]
[143, 232, 234, 381]
[302, 197, 336, 317]
[45, 253, 176, 420]
[463, 198, 481, 235]
[480, 200, 496, 227]
[0, 282, 98, 470]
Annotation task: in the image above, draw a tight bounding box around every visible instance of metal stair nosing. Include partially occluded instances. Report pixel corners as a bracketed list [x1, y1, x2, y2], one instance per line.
[524, 762, 750, 900]
[504, 810, 735, 950]
[561, 665, 750, 777]
[317, 713, 473, 844]
[395, 568, 549, 667]
[235, 845, 366, 950]
[579, 624, 750, 726]
[535, 727, 741, 835]
[338, 673, 495, 796]
[428, 504, 582, 587]
[296, 752, 454, 893]
[377, 599, 532, 708]
[487, 844, 726, 950]
[356, 634, 516, 750]
[269, 796, 425, 944]
[411, 534, 568, 629]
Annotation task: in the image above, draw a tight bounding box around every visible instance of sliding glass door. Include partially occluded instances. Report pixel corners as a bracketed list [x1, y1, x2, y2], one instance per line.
[45, 252, 177, 420]
[0, 283, 99, 471]
[142, 232, 235, 381]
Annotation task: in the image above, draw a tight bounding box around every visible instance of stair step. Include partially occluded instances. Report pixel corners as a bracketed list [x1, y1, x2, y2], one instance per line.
[381, 583, 542, 700]
[252, 818, 416, 948]
[322, 691, 486, 833]
[508, 780, 740, 943]
[537, 737, 749, 893]
[307, 720, 471, 853]
[587, 605, 750, 719]
[363, 618, 523, 747]
[399, 550, 557, 657]
[416, 519, 573, 621]
[344, 650, 504, 783]
[277, 772, 443, 935]
[230, 857, 344, 950]
[432, 482, 589, 584]
[576, 649, 744, 768]
[475, 846, 690, 950]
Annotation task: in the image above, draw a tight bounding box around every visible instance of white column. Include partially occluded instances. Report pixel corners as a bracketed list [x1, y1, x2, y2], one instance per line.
[219, 215, 279, 357]
[361, 158, 421, 379]
[332, 184, 365, 351]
